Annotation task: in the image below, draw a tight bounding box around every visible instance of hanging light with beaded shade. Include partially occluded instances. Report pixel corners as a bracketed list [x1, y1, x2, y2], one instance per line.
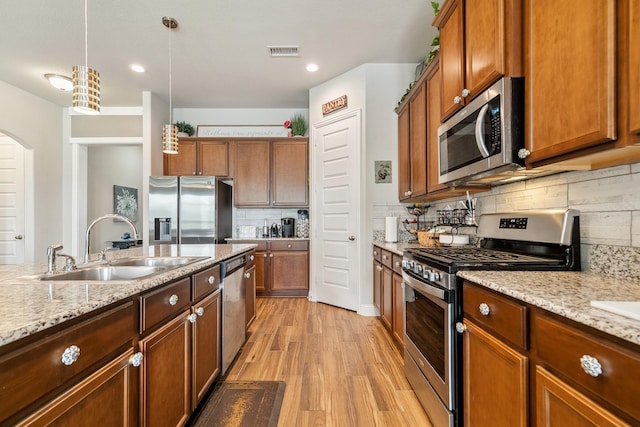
[72, 0, 100, 115]
[162, 16, 179, 154]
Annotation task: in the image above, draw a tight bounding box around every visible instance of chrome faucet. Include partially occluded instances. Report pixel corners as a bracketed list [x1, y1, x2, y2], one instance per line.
[84, 214, 140, 264]
[46, 244, 63, 274]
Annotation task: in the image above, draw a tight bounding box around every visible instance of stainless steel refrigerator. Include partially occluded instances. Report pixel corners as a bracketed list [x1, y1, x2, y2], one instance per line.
[149, 176, 232, 244]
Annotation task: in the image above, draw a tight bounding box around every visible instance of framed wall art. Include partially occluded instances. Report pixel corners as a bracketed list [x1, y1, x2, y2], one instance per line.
[113, 185, 138, 222]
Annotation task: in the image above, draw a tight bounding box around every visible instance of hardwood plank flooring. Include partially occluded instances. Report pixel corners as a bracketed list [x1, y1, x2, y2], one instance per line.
[225, 298, 432, 426]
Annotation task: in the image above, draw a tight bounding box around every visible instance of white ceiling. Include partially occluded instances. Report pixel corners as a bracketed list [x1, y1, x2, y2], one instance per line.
[0, 0, 437, 109]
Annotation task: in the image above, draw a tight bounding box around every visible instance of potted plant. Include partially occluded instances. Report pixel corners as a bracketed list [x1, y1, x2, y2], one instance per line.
[175, 121, 195, 137]
[290, 113, 307, 136]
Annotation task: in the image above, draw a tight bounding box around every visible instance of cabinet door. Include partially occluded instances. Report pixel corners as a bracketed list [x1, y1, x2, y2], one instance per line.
[16, 349, 137, 427]
[438, 0, 465, 119]
[380, 266, 393, 330]
[199, 141, 229, 176]
[272, 140, 308, 206]
[525, 0, 616, 165]
[164, 140, 197, 176]
[392, 272, 404, 345]
[234, 141, 270, 206]
[139, 310, 191, 427]
[255, 251, 268, 292]
[426, 56, 447, 193]
[462, 320, 527, 427]
[270, 251, 309, 291]
[244, 265, 256, 327]
[627, 0, 640, 135]
[536, 367, 630, 427]
[397, 105, 411, 201]
[191, 290, 221, 408]
[408, 82, 428, 199]
[373, 260, 382, 312]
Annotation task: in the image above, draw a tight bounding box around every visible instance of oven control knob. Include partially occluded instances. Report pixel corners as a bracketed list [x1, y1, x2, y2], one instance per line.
[414, 264, 422, 274]
[455, 322, 467, 333]
[429, 271, 441, 282]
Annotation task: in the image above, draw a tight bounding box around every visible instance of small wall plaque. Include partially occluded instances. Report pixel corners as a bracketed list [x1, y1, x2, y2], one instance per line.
[322, 95, 348, 115]
[375, 161, 392, 184]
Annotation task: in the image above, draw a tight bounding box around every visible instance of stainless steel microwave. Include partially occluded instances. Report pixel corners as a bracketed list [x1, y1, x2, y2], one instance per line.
[438, 77, 525, 186]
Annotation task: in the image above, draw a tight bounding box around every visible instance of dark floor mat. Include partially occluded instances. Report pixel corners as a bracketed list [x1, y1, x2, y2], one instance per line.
[191, 381, 285, 427]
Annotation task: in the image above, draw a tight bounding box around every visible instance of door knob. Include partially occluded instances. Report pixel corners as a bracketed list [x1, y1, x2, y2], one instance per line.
[14, 235, 23, 240]
[348, 235, 356, 241]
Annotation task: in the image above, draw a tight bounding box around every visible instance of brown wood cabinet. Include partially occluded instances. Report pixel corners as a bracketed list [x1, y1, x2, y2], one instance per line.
[523, 0, 640, 170]
[17, 348, 138, 427]
[234, 240, 309, 297]
[426, 56, 447, 194]
[0, 301, 136, 425]
[434, 0, 522, 120]
[373, 245, 404, 347]
[462, 280, 640, 426]
[191, 289, 221, 408]
[234, 139, 309, 207]
[392, 267, 404, 344]
[373, 247, 382, 314]
[164, 139, 229, 177]
[244, 263, 256, 328]
[398, 81, 427, 201]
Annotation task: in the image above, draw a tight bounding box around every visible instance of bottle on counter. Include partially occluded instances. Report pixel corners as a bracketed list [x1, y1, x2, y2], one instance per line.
[297, 209, 309, 238]
[262, 219, 269, 238]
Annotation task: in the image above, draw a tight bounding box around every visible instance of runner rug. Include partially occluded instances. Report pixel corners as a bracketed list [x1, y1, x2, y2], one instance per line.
[191, 381, 285, 427]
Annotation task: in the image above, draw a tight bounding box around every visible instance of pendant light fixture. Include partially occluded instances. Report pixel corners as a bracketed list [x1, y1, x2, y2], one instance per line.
[72, 0, 100, 115]
[162, 16, 179, 154]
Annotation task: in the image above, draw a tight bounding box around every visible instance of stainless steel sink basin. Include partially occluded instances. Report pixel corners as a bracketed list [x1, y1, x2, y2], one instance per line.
[108, 256, 207, 267]
[38, 265, 167, 281]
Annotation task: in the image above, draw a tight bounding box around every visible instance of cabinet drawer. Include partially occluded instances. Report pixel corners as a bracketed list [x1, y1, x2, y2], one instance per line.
[0, 302, 135, 422]
[534, 313, 640, 421]
[245, 250, 256, 269]
[271, 240, 308, 251]
[380, 249, 393, 269]
[141, 277, 191, 333]
[192, 264, 221, 301]
[463, 282, 528, 349]
[373, 245, 382, 261]
[392, 253, 403, 274]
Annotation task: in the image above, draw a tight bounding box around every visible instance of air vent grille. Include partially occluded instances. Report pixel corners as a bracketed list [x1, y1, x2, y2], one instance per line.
[268, 46, 299, 57]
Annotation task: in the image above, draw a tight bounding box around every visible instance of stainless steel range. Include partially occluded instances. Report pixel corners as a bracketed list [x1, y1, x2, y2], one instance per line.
[402, 209, 581, 427]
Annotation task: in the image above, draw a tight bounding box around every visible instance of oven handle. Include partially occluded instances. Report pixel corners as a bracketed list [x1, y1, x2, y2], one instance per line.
[402, 271, 447, 301]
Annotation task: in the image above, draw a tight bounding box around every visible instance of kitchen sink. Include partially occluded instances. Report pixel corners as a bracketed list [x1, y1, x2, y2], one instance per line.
[37, 265, 168, 281]
[108, 256, 207, 268]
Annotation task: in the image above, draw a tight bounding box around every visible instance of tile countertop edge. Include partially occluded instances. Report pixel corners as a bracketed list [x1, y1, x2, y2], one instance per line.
[0, 243, 257, 347]
[457, 270, 640, 347]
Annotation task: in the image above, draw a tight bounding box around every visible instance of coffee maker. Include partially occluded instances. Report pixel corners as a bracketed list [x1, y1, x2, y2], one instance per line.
[281, 218, 296, 238]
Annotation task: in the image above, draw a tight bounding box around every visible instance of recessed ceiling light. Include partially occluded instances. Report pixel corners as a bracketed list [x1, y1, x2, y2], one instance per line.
[306, 63, 319, 72]
[130, 64, 146, 73]
[44, 73, 73, 91]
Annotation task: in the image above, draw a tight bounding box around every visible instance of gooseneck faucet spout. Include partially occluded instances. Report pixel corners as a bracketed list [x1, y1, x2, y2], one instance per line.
[84, 214, 140, 264]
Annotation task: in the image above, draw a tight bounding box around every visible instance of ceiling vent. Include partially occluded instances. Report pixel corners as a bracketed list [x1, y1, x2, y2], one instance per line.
[268, 46, 299, 57]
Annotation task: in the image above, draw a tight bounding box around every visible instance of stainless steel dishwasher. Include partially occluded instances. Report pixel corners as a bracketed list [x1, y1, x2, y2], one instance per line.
[220, 253, 248, 375]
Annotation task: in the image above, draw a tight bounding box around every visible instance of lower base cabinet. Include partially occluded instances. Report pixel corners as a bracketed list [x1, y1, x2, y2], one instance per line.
[373, 244, 404, 347]
[191, 290, 221, 407]
[245, 264, 257, 327]
[17, 348, 138, 426]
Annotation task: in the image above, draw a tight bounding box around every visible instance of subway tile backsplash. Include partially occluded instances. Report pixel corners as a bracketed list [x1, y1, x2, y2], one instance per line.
[373, 162, 640, 277]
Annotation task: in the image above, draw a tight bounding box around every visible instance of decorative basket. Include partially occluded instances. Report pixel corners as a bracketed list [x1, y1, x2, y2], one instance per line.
[417, 230, 438, 247]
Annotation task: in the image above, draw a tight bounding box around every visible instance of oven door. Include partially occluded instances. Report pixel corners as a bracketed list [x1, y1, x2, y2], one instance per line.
[403, 271, 455, 410]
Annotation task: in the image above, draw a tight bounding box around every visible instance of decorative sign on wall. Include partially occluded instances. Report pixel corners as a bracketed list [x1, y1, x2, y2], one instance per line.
[375, 161, 392, 183]
[196, 125, 289, 137]
[113, 185, 138, 222]
[322, 95, 348, 115]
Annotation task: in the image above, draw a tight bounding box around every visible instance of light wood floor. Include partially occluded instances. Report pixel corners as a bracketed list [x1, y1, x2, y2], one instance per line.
[225, 298, 432, 426]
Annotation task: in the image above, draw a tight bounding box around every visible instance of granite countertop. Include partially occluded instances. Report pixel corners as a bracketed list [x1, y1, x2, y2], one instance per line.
[458, 270, 640, 347]
[0, 243, 256, 347]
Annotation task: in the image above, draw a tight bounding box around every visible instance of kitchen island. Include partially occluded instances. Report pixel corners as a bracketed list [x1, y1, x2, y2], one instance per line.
[0, 243, 255, 426]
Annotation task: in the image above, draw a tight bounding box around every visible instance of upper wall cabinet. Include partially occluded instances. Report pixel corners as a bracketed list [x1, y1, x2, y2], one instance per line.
[434, 0, 523, 121]
[164, 139, 229, 177]
[234, 139, 308, 208]
[523, 0, 640, 169]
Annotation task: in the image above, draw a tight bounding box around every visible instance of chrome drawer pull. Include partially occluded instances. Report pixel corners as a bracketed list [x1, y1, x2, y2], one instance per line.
[188, 313, 198, 324]
[244, 272, 251, 279]
[61, 345, 80, 366]
[479, 303, 490, 316]
[580, 355, 602, 377]
[169, 294, 179, 306]
[129, 352, 144, 367]
[455, 322, 467, 333]
[196, 307, 204, 316]
[207, 276, 215, 285]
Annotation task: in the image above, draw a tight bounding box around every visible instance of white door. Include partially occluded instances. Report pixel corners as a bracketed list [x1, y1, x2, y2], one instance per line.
[311, 110, 361, 311]
[0, 135, 25, 264]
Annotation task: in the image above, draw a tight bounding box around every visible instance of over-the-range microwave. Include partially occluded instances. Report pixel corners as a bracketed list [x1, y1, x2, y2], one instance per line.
[437, 77, 527, 186]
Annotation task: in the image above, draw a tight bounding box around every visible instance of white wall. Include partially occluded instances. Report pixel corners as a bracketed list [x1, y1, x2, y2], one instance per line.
[173, 108, 309, 133]
[309, 63, 417, 314]
[0, 80, 63, 262]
